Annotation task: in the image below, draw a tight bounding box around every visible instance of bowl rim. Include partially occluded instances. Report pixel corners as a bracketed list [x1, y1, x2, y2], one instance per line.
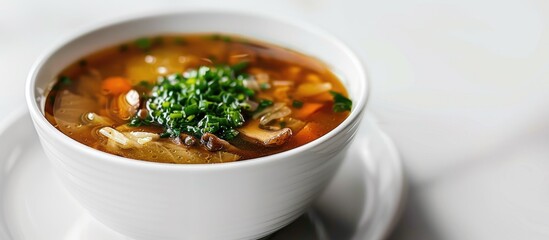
[25, 8, 369, 171]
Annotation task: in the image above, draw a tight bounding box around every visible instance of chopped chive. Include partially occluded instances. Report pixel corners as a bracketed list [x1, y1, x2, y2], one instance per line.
[169, 113, 183, 119]
[136, 64, 256, 139]
[292, 100, 303, 109]
[330, 91, 352, 112]
[59, 76, 72, 85]
[135, 38, 152, 50]
[222, 35, 232, 42]
[256, 99, 273, 112]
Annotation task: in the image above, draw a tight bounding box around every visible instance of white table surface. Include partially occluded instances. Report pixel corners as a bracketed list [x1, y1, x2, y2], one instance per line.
[2, 0, 548, 239]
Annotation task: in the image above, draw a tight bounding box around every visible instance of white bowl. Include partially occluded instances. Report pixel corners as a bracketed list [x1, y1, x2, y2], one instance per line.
[25, 10, 368, 240]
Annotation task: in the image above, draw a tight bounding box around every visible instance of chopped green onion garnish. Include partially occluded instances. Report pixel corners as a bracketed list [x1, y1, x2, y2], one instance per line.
[292, 100, 303, 108]
[59, 76, 72, 85]
[135, 38, 152, 50]
[137, 65, 255, 140]
[330, 91, 352, 112]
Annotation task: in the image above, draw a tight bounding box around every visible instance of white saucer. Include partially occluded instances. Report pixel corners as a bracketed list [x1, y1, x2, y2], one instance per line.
[0, 110, 404, 240]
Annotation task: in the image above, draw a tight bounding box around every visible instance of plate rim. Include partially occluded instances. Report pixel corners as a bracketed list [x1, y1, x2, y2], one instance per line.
[358, 115, 407, 240]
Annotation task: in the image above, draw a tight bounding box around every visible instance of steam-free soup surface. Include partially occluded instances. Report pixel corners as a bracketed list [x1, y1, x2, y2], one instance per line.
[45, 34, 351, 164]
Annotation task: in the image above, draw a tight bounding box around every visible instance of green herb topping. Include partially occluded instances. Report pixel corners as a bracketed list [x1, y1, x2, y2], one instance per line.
[135, 64, 255, 140]
[59, 76, 72, 85]
[135, 38, 152, 50]
[256, 99, 273, 112]
[330, 91, 352, 112]
[292, 100, 303, 109]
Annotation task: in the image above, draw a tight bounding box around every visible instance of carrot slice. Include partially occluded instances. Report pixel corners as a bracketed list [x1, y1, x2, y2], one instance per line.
[101, 76, 132, 95]
[294, 103, 324, 119]
[293, 122, 321, 145]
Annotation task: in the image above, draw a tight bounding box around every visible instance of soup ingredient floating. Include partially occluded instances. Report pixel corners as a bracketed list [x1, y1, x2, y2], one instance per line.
[45, 34, 352, 163]
[135, 65, 253, 140]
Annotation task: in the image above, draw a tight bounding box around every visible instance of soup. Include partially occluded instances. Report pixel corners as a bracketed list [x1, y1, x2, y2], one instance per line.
[45, 34, 352, 164]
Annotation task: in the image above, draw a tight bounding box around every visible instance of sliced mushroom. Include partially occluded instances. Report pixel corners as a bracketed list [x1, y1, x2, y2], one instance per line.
[252, 102, 293, 129]
[259, 105, 291, 126]
[283, 118, 306, 133]
[181, 133, 198, 146]
[262, 117, 306, 133]
[253, 102, 286, 119]
[200, 133, 251, 156]
[201, 133, 226, 151]
[238, 122, 293, 147]
[252, 102, 293, 127]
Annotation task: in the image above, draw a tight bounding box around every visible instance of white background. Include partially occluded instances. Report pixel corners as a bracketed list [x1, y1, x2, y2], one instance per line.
[2, 0, 549, 239]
